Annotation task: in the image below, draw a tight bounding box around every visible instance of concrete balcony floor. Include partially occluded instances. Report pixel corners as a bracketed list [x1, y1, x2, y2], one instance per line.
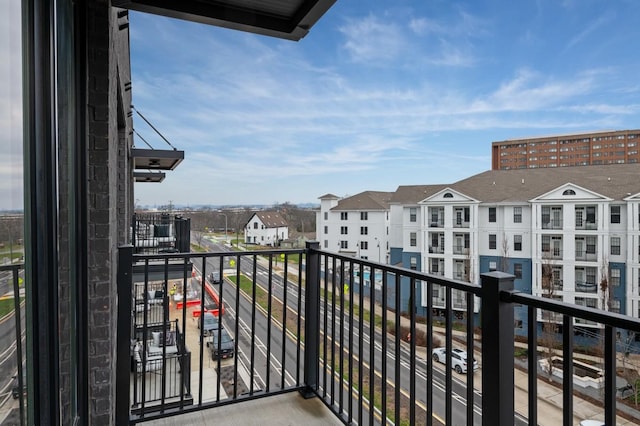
[141, 392, 343, 426]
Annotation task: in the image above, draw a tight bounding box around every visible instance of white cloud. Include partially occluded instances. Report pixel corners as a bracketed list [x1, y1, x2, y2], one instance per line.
[339, 15, 406, 63]
[565, 10, 616, 50]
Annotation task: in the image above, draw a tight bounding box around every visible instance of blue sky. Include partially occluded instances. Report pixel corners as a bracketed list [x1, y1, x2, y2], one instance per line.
[2, 1, 640, 210]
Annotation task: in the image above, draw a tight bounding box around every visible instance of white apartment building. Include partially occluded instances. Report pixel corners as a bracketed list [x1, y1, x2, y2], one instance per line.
[316, 192, 392, 263]
[319, 163, 640, 327]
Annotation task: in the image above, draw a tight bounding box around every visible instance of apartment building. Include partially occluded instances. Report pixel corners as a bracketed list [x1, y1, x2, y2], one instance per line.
[492, 129, 640, 170]
[318, 164, 640, 337]
[316, 192, 393, 262]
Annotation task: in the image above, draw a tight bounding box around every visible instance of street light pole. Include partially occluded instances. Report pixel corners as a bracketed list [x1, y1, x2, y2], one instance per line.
[375, 237, 381, 263]
[219, 211, 228, 243]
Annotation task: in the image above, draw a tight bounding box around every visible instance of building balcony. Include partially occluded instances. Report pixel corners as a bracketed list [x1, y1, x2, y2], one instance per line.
[542, 248, 563, 260]
[575, 250, 598, 261]
[576, 221, 598, 231]
[576, 281, 598, 293]
[542, 219, 563, 230]
[131, 212, 191, 255]
[453, 245, 470, 255]
[5, 247, 640, 426]
[428, 245, 444, 254]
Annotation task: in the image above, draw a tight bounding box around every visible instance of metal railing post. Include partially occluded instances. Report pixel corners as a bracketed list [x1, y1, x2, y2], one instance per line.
[301, 241, 321, 398]
[480, 271, 515, 426]
[116, 245, 134, 425]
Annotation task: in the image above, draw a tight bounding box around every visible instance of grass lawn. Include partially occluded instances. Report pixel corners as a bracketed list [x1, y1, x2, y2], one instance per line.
[0, 297, 24, 317]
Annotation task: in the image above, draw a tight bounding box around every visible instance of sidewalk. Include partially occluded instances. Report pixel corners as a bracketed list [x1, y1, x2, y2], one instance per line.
[389, 304, 637, 426]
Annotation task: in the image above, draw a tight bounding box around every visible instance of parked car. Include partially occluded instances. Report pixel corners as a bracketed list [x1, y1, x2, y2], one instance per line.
[197, 312, 220, 336]
[206, 327, 235, 360]
[432, 347, 478, 374]
[209, 271, 221, 284]
[12, 367, 26, 399]
[579, 420, 604, 426]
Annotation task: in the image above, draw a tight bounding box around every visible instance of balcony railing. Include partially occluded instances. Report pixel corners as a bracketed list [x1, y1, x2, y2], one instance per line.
[542, 219, 563, 229]
[452, 245, 469, 255]
[113, 244, 640, 425]
[576, 281, 598, 293]
[429, 219, 444, 228]
[576, 250, 598, 261]
[542, 248, 563, 259]
[6, 243, 640, 425]
[428, 245, 444, 254]
[0, 262, 26, 426]
[131, 213, 191, 255]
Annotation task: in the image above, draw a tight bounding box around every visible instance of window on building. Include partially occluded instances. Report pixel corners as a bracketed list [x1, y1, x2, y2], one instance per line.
[489, 207, 496, 222]
[360, 241, 368, 250]
[611, 205, 621, 224]
[513, 207, 522, 223]
[410, 232, 417, 247]
[611, 268, 621, 286]
[610, 299, 621, 314]
[324, 240, 328, 248]
[324, 212, 328, 220]
[360, 226, 368, 235]
[340, 226, 348, 235]
[360, 211, 368, 220]
[489, 234, 497, 249]
[410, 257, 417, 270]
[409, 207, 417, 222]
[340, 240, 348, 249]
[341, 212, 348, 220]
[514, 263, 522, 279]
[611, 236, 621, 255]
[586, 236, 596, 254]
[324, 225, 328, 234]
[586, 206, 596, 224]
[253, 222, 258, 229]
[514, 235, 522, 251]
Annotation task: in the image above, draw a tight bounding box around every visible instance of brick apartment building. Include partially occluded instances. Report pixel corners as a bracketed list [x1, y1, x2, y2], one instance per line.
[492, 129, 640, 170]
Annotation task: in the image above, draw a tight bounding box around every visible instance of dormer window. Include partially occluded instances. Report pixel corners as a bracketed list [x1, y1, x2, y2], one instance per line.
[563, 189, 576, 196]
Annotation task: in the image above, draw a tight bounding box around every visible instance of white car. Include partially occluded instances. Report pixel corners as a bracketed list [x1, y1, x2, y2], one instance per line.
[432, 347, 478, 374]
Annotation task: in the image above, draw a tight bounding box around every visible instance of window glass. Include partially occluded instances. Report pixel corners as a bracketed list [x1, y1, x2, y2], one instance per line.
[513, 207, 522, 223]
[489, 207, 496, 222]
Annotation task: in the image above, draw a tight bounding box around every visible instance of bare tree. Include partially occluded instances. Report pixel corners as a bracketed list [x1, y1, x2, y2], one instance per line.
[192, 230, 205, 247]
[500, 234, 510, 273]
[618, 331, 639, 407]
[540, 253, 559, 377]
[599, 257, 612, 312]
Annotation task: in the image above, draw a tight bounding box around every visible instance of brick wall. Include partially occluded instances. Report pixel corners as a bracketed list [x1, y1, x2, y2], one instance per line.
[86, 3, 132, 424]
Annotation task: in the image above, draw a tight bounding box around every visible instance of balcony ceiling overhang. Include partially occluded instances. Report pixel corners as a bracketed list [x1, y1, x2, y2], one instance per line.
[132, 148, 184, 171]
[112, 0, 337, 41]
[134, 171, 166, 183]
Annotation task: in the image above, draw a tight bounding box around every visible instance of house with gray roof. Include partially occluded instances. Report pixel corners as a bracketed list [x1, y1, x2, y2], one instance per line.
[245, 211, 289, 246]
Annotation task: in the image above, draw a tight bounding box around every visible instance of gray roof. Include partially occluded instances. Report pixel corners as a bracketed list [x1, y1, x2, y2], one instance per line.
[330, 191, 394, 211]
[390, 184, 448, 204]
[450, 164, 640, 203]
[318, 193, 339, 200]
[253, 211, 288, 228]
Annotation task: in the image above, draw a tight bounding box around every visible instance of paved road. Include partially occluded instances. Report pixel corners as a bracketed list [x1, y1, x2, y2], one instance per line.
[194, 238, 494, 424]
